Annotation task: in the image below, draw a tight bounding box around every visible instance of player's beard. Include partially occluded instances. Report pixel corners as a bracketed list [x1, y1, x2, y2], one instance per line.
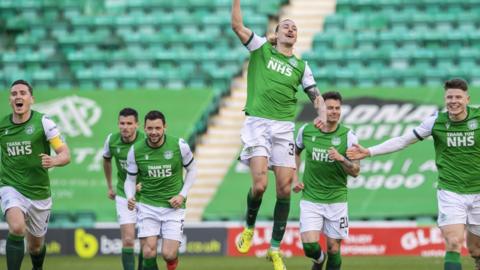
[148, 132, 164, 145]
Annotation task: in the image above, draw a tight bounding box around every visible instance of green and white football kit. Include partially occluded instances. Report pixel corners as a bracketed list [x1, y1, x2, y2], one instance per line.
[0, 111, 62, 237]
[296, 123, 358, 239]
[239, 33, 317, 168]
[125, 136, 195, 242]
[103, 131, 143, 225]
[368, 107, 480, 235]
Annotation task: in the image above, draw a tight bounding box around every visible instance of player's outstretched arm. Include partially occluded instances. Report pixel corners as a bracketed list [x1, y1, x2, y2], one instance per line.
[329, 147, 360, 177]
[305, 87, 327, 130]
[231, 0, 253, 44]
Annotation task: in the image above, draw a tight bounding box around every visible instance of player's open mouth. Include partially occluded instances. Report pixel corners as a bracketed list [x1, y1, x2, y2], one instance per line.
[15, 101, 24, 109]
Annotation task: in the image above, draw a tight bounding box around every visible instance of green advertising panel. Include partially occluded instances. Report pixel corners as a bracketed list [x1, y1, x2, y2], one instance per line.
[205, 87, 480, 220]
[0, 89, 214, 221]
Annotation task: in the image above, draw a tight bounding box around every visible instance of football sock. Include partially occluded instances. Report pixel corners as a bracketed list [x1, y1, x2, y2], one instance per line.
[143, 257, 158, 270]
[30, 244, 46, 270]
[246, 188, 262, 229]
[303, 242, 324, 263]
[444, 251, 462, 270]
[326, 251, 342, 270]
[270, 197, 290, 249]
[6, 233, 24, 270]
[121, 247, 135, 270]
[166, 257, 178, 270]
[137, 249, 143, 270]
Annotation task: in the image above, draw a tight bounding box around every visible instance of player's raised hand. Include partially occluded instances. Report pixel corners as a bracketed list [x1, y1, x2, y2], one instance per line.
[346, 143, 370, 160]
[127, 198, 136, 210]
[107, 188, 116, 200]
[328, 147, 345, 162]
[40, 153, 56, 168]
[313, 116, 326, 131]
[169, 195, 185, 209]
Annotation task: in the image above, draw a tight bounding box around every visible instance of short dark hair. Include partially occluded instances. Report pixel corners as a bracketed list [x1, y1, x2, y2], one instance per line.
[11, 79, 33, 95]
[119, 107, 138, 122]
[444, 78, 468, 91]
[322, 91, 343, 103]
[144, 110, 166, 125]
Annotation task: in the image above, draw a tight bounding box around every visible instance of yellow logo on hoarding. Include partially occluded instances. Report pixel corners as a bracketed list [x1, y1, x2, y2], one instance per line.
[75, 229, 98, 259]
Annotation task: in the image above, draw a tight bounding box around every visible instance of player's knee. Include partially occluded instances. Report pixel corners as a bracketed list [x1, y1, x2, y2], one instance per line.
[122, 237, 135, 248]
[28, 243, 43, 254]
[142, 245, 156, 258]
[162, 249, 178, 262]
[327, 244, 340, 254]
[252, 183, 267, 196]
[276, 186, 291, 198]
[8, 222, 26, 236]
[445, 236, 463, 251]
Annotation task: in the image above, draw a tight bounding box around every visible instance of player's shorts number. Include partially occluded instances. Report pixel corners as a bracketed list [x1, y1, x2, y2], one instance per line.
[288, 143, 294, 156]
[340, 217, 349, 229]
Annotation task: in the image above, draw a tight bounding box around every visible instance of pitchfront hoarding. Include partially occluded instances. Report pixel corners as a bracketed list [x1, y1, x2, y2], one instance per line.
[0, 223, 467, 257]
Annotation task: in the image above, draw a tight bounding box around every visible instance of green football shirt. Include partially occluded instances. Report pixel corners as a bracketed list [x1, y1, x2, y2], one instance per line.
[412, 107, 480, 194]
[126, 135, 194, 208]
[243, 33, 317, 121]
[103, 131, 144, 198]
[0, 110, 62, 200]
[296, 123, 358, 203]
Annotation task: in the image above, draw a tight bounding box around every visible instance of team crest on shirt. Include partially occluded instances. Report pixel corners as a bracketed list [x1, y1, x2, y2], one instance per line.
[468, 119, 478, 130]
[25, 125, 34, 135]
[331, 136, 341, 146]
[4, 129, 8, 135]
[288, 58, 298, 68]
[116, 147, 120, 154]
[445, 122, 450, 130]
[145, 154, 149, 160]
[164, 150, 173, 160]
[311, 136, 316, 142]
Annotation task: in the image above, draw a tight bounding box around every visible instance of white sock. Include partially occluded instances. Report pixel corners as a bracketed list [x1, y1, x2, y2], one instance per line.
[315, 251, 325, 263]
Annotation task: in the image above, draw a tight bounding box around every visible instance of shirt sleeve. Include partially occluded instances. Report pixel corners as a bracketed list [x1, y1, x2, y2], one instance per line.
[41, 115, 60, 140]
[179, 138, 194, 167]
[412, 111, 437, 140]
[103, 134, 112, 159]
[295, 123, 308, 150]
[347, 130, 358, 148]
[126, 146, 138, 175]
[301, 62, 316, 91]
[244, 32, 267, 52]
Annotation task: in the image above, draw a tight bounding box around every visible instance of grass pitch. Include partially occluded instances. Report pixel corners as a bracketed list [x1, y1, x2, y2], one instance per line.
[0, 255, 474, 270]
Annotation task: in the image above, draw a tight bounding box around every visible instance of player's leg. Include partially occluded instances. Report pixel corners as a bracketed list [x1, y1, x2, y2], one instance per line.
[237, 118, 271, 253]
[323, 202, 349, 270]
[121, 224, 136, 270]
[269, 121, 295, 251]
[161, 239, 180, 270]
[26, 233, 46, 270]
[117, 196, 138, 270]
[437, 189, 468, 270]
[137, 204, 161, 270]
[159, 208, 184, 270]
[5, 207, 26, 270]
[1, 187, 30, 270]
[300, 200, 326, 270]
[141, 236, 158, 270]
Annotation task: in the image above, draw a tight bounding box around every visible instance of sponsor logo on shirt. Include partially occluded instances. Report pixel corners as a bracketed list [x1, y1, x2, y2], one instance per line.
[267, 57, 293, 77]
[288, 58, 298, 68]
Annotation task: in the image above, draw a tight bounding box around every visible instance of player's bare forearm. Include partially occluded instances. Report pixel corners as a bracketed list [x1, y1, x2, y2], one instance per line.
[53, 145, 70, 167]
[340, 159, 360, 177]
[103, 158, 113, 189]
[231, 0, 252, 43]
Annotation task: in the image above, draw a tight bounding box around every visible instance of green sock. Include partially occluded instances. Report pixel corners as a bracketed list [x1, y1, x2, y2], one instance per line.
[444, 251, 462, 270]
[30, 244, 46, 270]
[137, 250, 143, 270]
[122, 247, 135, 270]
[246, 188, 262, 229]
[302, 242, 322, 262]
[143, 257, 158, 270]
[326, 252, 342, 270]
[270, 197, 290, 249]
[6, 233, 25, 270]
